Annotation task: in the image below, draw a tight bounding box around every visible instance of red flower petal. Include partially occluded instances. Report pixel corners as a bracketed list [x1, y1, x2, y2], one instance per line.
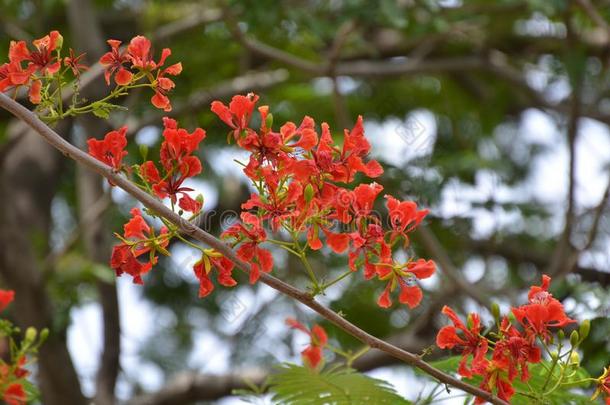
[0, 290, 15, 312]
[323, 230, 350, 254]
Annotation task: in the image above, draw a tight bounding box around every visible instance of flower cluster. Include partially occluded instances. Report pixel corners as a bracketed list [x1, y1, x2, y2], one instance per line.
[87, 117, 238, 293]
[0, 289, 45, 405]
[1, 30, 179, 121]
[140, 117, 205, 213]
[110, 208, 170, 284]
[436, 275, 581, 404]
[1, 31, 68, 104]
[100, 36, 181, 111]
[214, 94, 434, 308]
[286, 318, 328, 369]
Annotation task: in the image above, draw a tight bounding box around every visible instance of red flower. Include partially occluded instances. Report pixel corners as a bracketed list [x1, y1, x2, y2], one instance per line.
[158, 117, 205, 171]
[141, 118, 205, 213]
[12, 356, 29, 379]
[475, 361, 515, 405]
[280, 115, 319, 151]
[9, 31, 62, 75]
[511, 274, 576, 342]
[110, 208, 169, 284]
[110, 244, 152, 285]
[87, 127, 128, 171]
[286, 318, 328, 369]
[222, 212, 273, 283]
[385, 195, 429, 245]
[347, 223, 386, 277]
[3, 382, 26, 405]
[0, 289, 15, 312]
[64, 48, 88, 76]
[436, 305, 489, 378]
[316, 117, 383, 183]
[123, 36, 181, 111]
[211, 93, 259, 137]
[193, 251, 236, 298]
[332, 183, 383, 224]
[492, 318, 541, 382]
[99, 39, 133, 85]
[376, 259, 435, 309]
[0, 62, 33, 92]
[150, 59, 182, 112]
[127, 36, 164, 70]
[242, 169, 302, 231]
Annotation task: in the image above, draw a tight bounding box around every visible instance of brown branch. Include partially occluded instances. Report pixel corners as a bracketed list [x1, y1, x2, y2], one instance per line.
[0, 92, 510, 405]
[0, 120, 87, 405]
[67, 1, 122, 402]
[465, 237, 610, 286]
[581, 174, 610, 252]
[132, 283, 461, 404]
[575, 0, 610, 33]
[44, 193, 112, 268]
[152, 9, 222, 42]
[128, 369, 267, 405]
[549, 67, 582, 279]
[128, 332, 431, 405]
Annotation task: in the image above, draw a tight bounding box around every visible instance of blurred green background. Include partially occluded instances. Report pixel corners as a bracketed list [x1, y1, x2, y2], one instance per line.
[0, 0, 609, 404]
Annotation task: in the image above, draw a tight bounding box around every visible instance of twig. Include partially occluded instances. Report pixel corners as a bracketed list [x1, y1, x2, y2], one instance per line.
[0, 92, 509, 405]
[575, 0, 610, 33]
[44, 193, 112, 267]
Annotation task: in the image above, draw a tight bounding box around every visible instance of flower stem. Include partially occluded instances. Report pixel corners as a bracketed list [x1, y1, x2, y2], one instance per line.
[321, 270, 354, 290]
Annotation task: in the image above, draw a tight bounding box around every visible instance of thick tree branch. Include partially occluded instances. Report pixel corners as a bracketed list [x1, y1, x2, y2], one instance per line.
[0, 92, 509, 405]
[0, 119, 87, 405]
[67, 1, 122, 402]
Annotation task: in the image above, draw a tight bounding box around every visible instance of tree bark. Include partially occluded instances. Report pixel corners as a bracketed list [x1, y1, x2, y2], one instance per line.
[0, 120, 87, 405]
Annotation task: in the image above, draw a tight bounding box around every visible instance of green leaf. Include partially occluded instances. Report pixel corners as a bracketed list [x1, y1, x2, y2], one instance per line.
[269, 363, 411, 405]
[423, 356, 593, 405]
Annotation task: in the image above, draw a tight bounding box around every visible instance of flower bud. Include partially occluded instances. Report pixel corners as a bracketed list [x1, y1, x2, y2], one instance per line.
[570, 330, 579, 347]
[265, 113, 273, 129]
[55, 33, 64, 50]
[304, 184, 315, 204]
[39, 328, 49, 344]
[466, 314, 474, 330]
[139, 144, 148, 161]
[579, 319, 590, 340]
[558, 330, 565, 341]
[569, 351, 580, 367]
[25, 327, 37, 344]
[491, 302, 501, 324]
[550, 350, 559, 361]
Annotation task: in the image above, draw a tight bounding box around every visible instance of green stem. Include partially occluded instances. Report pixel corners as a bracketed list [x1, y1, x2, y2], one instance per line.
[321, 270, 354, 290]
[545, 345, 575, 395]
[174, 233, 205, 253]
[346, 346, 370, 368]
[541, 344, 562, 393]
[298, 252, 320, 291]
[56, 74, 63, 116]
